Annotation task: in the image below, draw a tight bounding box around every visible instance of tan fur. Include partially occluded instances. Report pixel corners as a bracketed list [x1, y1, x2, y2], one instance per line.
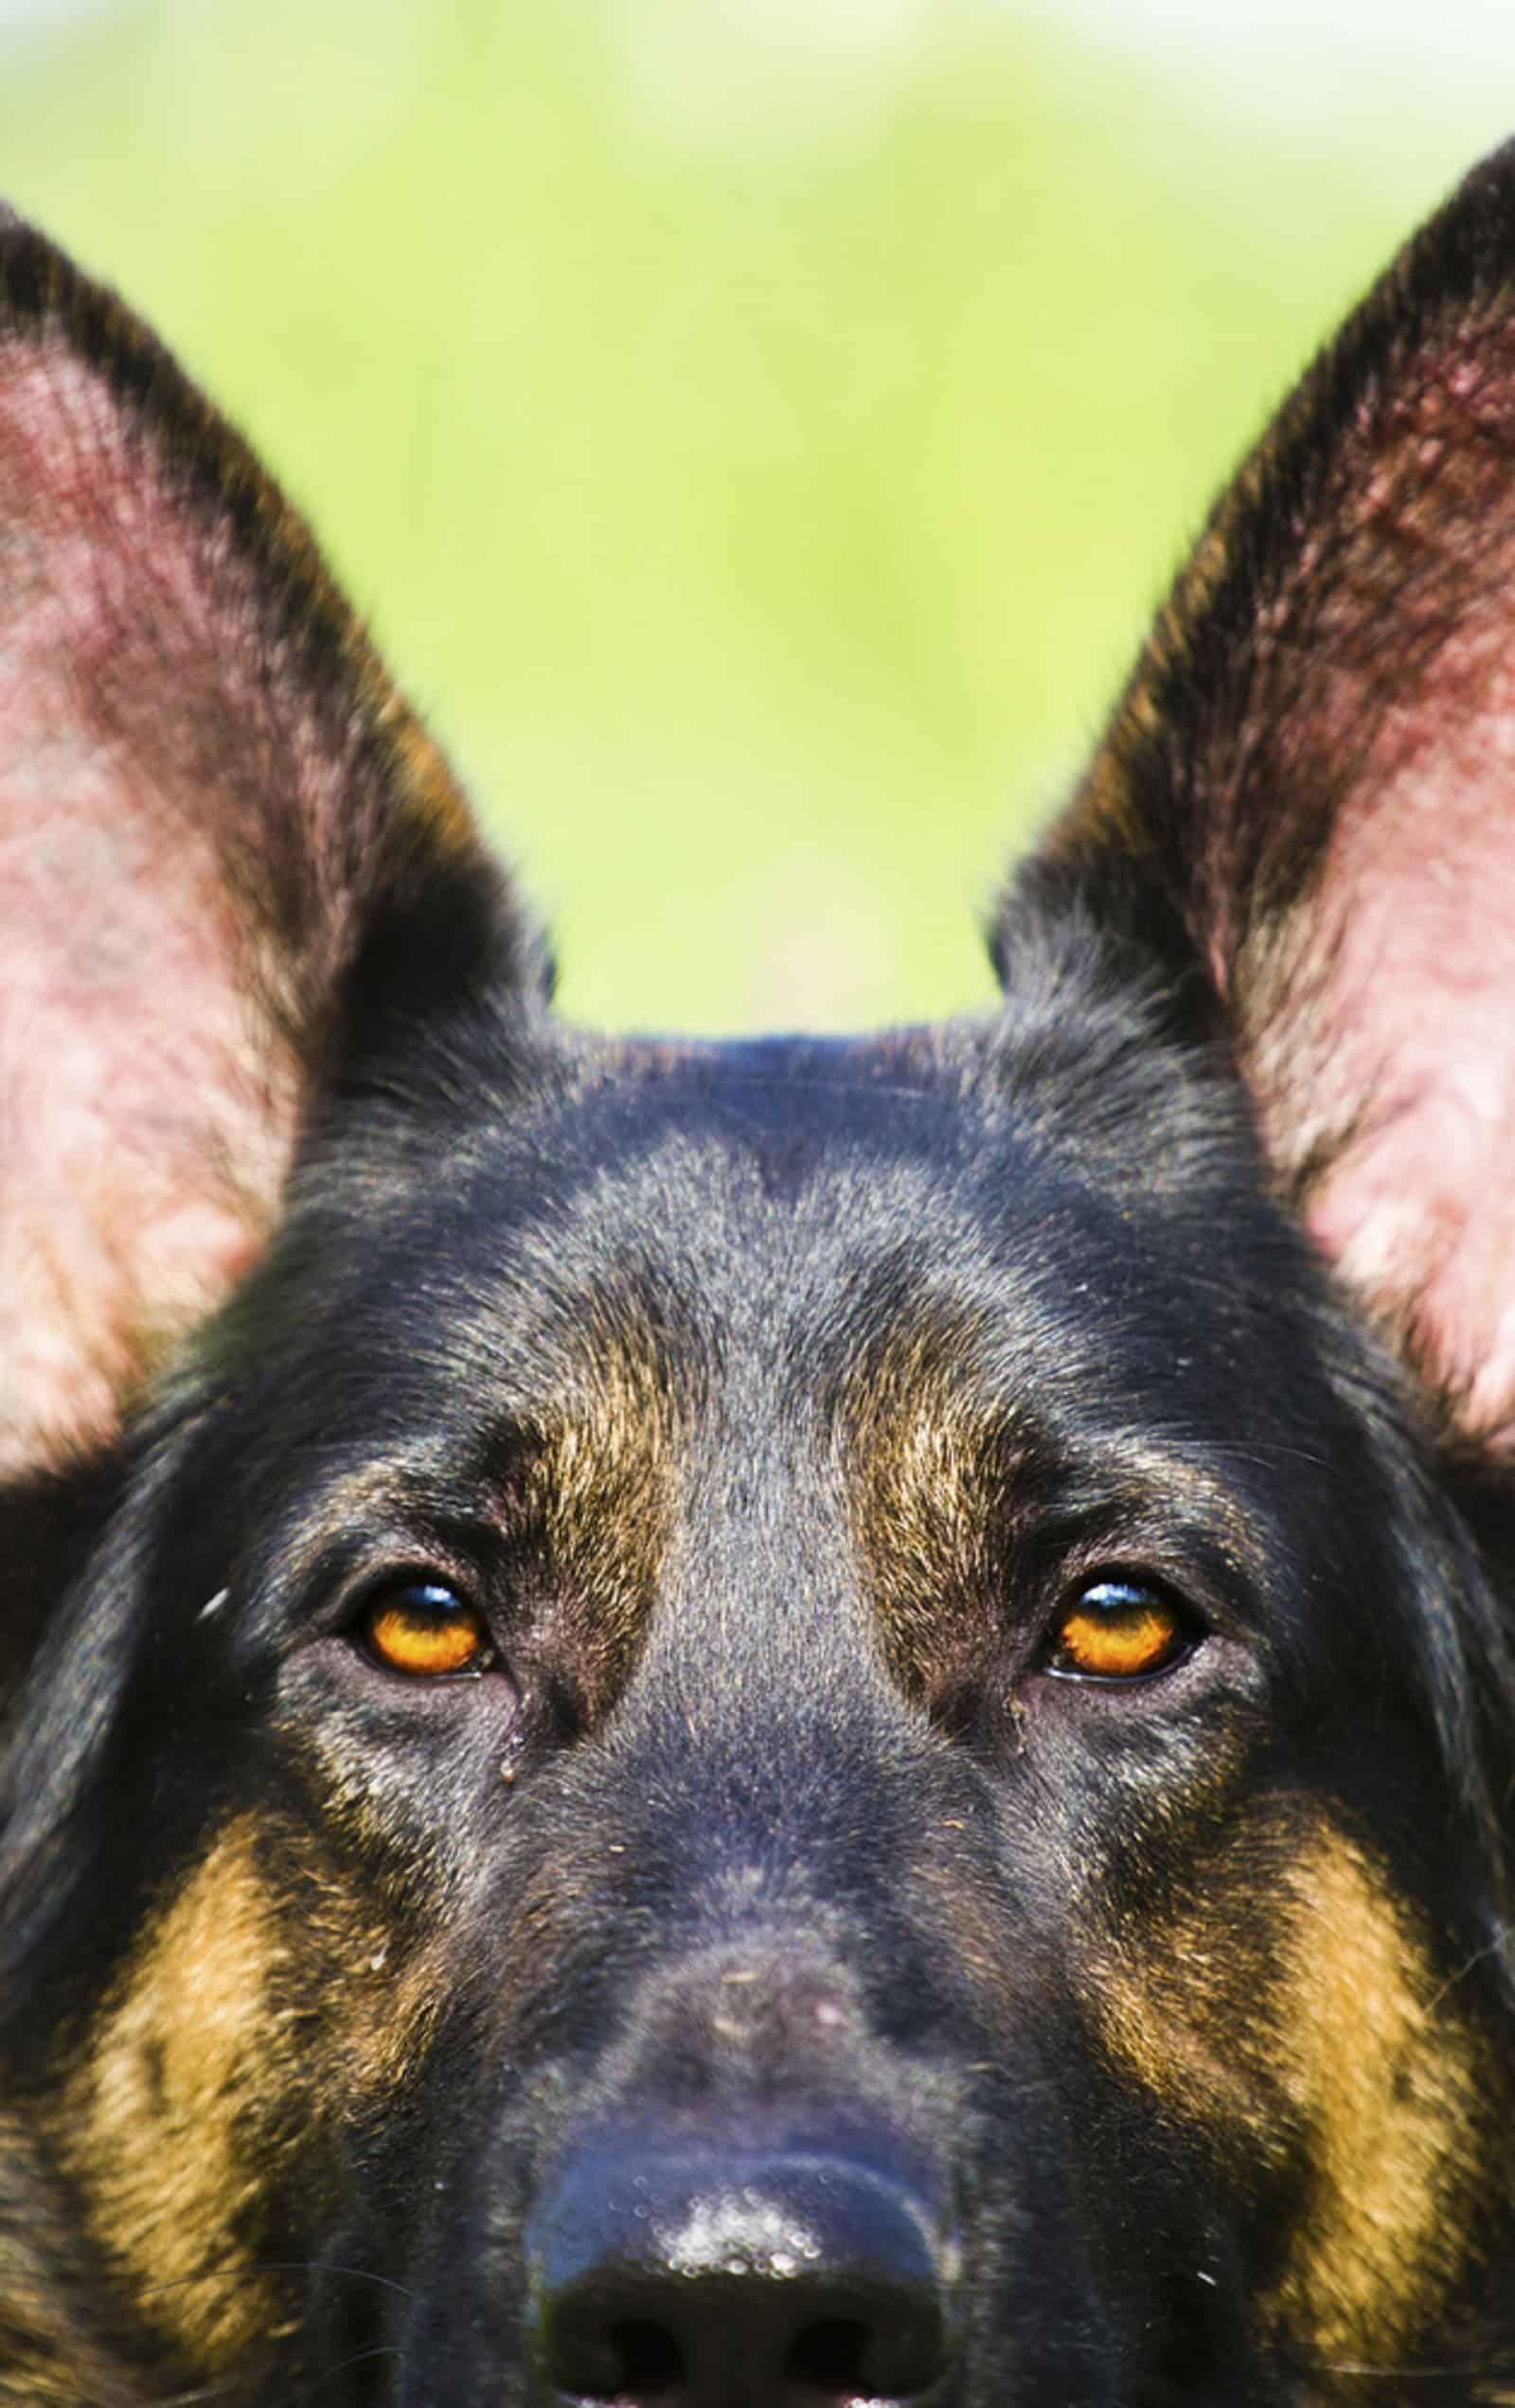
[1089, 1816, 1490, 2373]
[62, 1823, 296, 2370]
[0, 2123, 139, 2408]
[840, 1312, 1019, 1697]
[844, 1313, 1261, 1709]
[1268, 1834, 1488, 2367]
[531, 1307, 687, 1719]
[59, 1812, 444, 2373]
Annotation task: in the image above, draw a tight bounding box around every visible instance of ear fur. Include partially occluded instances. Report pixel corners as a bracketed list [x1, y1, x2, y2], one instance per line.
[1004, 141, 1515, 1446]
[0, 211, 544, 1481]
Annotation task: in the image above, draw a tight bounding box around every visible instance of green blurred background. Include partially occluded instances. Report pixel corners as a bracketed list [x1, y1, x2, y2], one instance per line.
[1, 0, 1508, 1030]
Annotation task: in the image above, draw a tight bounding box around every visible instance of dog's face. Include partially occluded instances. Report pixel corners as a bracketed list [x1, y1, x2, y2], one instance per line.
[3, 160, 1515, 2407]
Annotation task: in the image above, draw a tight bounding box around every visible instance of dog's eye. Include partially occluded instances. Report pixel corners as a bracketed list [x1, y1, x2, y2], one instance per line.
[359, 1581, 493, 1679]
[1043, 1579, 1192, 1683]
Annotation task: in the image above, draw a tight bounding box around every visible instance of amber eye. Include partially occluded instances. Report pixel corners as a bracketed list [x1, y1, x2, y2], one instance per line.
[360, 1581, 492, 1680]
[1043, 1579, 1191, 1684]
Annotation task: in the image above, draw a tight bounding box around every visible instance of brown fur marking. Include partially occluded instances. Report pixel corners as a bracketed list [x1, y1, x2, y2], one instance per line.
[839, 1311, 1023, 1700]
[1089, 1815, 1489, 2369]
[62, 1823, 294, 2370]
[60, 1814, 443, 2373]
[525, 1298, 690, 1721]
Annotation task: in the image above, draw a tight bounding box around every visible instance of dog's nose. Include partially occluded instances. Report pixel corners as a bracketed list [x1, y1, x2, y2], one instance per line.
[526, 2138, 954, 2405]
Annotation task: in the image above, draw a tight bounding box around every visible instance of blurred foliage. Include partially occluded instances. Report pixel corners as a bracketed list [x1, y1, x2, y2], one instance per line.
[0, 0, 1458, 1029]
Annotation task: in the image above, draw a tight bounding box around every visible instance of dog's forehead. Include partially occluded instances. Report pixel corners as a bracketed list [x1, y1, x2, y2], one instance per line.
[569, 1026, 1001, 1186]
[419, 1021, 1127, 1394]
[391, 1024, 1021, 1324]
[512, 1021, 1131, 1261]
[311, 1013, 1268, 1422]
[487, 1023, 1239, 1346]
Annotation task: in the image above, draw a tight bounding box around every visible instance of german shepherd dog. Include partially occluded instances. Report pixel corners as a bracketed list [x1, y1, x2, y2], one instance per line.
[4, 134, 1515, 2408]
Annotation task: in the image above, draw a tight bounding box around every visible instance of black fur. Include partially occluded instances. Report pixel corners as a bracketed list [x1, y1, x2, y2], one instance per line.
[5, 150, 1515, 2407]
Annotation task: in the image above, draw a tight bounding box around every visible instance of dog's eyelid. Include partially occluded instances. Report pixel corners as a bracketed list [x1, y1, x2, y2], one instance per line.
[277, 1513, 508, 1627]
[1030, 1503, 1263, 1628]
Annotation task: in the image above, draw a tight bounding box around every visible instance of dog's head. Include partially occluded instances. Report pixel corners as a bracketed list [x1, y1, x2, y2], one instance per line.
[3, 157, 1515, 2405]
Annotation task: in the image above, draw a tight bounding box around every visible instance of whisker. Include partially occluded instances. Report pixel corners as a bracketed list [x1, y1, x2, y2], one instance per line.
[132, 2257, 417, 2309]
[294, 2342, 404, 2401]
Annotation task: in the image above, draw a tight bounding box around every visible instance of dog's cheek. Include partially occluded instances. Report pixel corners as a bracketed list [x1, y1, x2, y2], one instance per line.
[1084, 1817, 1494, 2367]
[58, 1822, 298, 2369]
[1262, 1832, 1493, 2368]
[57, 1815, 430, 2376]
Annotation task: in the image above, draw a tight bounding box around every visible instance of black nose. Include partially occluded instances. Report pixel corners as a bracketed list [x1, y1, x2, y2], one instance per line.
[526, 2138, 954, 2406]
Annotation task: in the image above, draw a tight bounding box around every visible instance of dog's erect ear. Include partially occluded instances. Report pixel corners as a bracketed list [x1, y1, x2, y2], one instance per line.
[0, 211, 542, 1478]
[1002, 142, 1515, 1445]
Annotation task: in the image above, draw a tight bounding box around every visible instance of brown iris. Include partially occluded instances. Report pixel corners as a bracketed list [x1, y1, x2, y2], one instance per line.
[1045, 1579, 1188, 1683]
[361, 1582, 490, 1679]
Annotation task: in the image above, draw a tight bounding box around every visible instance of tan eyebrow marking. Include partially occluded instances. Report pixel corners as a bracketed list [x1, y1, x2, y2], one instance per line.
[835, 1311, 1026, 1702]
[526, 1310, 687, 1720]
[835, 1302, 1266, 1703]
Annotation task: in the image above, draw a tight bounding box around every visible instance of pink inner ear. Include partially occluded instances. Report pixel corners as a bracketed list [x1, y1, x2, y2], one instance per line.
[0, 797, 294, 1475]
[1267, 660, 1515, 1443]
[1193, 310, 1515, 1447]
[0, 344, 302, 1472]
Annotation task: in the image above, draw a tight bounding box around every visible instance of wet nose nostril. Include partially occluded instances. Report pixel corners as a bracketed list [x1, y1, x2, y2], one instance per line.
[527, 2140, 953, 2406]
[787, 2315, 866, 2389]
[603, 2321, 683, 2398]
